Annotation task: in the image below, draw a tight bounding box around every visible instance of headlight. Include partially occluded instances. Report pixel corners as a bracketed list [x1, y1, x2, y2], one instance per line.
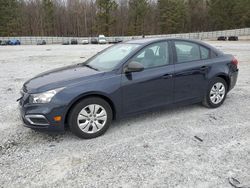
[29, 87, 64, 104]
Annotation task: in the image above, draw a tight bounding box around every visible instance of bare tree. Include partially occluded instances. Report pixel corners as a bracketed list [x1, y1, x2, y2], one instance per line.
[0, 0, 249, 37]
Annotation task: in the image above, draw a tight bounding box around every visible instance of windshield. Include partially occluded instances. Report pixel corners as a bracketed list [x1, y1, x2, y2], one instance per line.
[84, 44, 140, 71]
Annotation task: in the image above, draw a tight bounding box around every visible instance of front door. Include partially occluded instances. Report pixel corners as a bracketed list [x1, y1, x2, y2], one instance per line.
[121, 42, 174, 115]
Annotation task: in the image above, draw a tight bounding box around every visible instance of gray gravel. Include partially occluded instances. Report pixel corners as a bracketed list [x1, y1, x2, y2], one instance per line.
[0, 42, 250, 188]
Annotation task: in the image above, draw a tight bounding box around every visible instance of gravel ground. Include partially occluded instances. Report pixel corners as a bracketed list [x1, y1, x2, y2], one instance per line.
[0, 41, 250, 188]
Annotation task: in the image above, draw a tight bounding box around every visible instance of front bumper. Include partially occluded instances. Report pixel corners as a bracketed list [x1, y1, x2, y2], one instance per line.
[19, 100, 66, 132]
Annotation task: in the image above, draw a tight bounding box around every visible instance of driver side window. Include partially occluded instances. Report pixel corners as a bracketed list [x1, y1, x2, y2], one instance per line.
[131, 42, 169, 69]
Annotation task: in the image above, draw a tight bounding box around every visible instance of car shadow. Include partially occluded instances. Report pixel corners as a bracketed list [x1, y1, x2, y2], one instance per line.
[23, 103, 206, 142]
[111, 103, 203, 128]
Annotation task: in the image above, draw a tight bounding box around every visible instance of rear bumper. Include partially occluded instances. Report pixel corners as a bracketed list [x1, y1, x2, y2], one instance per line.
[229, 69, 239, 91]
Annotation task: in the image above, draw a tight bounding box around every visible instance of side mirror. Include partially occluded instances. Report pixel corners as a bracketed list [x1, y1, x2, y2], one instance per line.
[125, 61, 144, 73]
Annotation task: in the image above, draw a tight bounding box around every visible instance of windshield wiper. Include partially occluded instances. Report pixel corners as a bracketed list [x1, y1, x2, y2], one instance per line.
[84, 64, 99, 71]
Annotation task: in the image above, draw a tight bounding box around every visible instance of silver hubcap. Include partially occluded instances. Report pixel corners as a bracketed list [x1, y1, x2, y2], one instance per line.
[210, 82, 226, 104]
[77, 104, 107, 134]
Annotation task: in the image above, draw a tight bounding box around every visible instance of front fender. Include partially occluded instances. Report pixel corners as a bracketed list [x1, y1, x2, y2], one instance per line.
[54, 74, 122, 124]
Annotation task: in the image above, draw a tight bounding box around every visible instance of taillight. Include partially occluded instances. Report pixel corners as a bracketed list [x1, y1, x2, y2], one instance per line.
[232, 57, 239, 67]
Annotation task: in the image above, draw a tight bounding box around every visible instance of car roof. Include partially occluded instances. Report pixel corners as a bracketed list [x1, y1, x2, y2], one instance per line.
[125, 37, 223, 55]
[125, 38, 164, 44]
[125, 37, 204, 44]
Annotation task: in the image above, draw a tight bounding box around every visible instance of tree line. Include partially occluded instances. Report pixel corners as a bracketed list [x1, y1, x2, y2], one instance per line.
[0, 0, 250, 37]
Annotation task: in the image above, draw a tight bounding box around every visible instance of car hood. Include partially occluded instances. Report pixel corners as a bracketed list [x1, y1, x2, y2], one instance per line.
[23, 64, 105, 93]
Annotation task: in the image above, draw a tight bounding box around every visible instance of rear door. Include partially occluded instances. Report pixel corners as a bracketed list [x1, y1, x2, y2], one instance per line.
[172, 40, 210, 102]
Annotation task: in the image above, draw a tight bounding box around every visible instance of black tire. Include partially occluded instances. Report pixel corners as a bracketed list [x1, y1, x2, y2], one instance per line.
[68, 97, 113, 139]
[202, 77, 228, 108]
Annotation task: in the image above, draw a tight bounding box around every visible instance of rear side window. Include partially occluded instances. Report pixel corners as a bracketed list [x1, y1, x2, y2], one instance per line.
[174, 41, 200, 63]
[200, 46, 210, 60]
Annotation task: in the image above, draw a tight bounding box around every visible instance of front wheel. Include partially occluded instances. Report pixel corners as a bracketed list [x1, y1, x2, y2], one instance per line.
[69, 97, 113, 139]
[203, 77, 228, 108]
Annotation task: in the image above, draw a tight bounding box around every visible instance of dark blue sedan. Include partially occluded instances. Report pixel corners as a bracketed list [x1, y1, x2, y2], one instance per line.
[19, 38, 239, 139]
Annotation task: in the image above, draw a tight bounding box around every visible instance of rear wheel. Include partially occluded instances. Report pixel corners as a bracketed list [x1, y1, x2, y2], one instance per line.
[69, 97, 113, 139]
[203, 77, 228, 108]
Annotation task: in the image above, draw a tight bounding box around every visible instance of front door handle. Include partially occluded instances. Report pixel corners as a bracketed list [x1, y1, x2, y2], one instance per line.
[200, 66, 209, 71]
[162, 74, 173, 79]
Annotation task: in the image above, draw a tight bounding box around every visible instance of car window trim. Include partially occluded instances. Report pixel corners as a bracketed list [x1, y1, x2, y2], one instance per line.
[84, 43, 140, 72]
[199, 45, 212, 60]
[172, 40, 213, 64]
[121, 41, 173, 73]
[173, 40, 201, 64]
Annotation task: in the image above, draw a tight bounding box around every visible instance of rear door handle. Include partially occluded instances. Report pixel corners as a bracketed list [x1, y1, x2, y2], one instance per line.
[162, 74, 173, 79]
